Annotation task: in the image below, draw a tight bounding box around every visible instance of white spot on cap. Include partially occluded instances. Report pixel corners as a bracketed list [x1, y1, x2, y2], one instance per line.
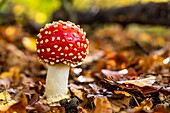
[73, 33, 77, 37]
[54, 45, 58, 48]
[54, 25, 58, 28]
[69, 44, 73, 47]
[78, 55, 82, 59]
[69, 53, 73, 56]
[58, 47, 62, 51]
[84, 44, 87, 48]
[74, 48, 77, 51]
[51, 52, 55, 54]
[45, 39, 49, 43]
[37, 49, 40, 53]
[86, 39, 89, 44]
[52, 37, 55, 41]
[54, 29, 58, 32]
[50, 62, 55, 65]
[63, 26, 67, 30]
[57, 37, 60, 40]
[56, 60, 59, 62]
[65, 46, 69, 50]
[77, 42, 80, 47]
[40, 40, 43, 44]
[45, 31, 48, 34]
[73, 56, 77, 59]
[47, 48, 50, 52]
[41, 49, 44, 52]
[64, 33, 67, 36]
[68, 37, 72, 41]
[45, 24, 50, 29]
[37, 33, 42, 38]
[62, 39, 65, 42]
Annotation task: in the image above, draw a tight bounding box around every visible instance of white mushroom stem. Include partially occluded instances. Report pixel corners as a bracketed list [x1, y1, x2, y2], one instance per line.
[45, 63, 70, 104]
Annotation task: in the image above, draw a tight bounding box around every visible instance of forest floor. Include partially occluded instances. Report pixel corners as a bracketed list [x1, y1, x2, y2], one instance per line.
[0, 24, 170, 113]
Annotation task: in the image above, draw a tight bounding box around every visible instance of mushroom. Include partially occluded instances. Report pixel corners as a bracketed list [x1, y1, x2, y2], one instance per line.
[36, 20, 89, 104]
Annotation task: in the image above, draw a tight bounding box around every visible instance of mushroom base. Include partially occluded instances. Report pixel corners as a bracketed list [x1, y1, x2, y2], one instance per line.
[45, 64, 70, 104]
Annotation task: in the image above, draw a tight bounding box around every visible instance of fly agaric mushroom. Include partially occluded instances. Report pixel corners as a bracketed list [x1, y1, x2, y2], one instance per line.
[36, 20, 89, 104]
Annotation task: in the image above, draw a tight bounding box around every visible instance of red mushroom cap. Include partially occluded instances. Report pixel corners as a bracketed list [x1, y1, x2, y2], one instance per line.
[36, 20, 89, 66]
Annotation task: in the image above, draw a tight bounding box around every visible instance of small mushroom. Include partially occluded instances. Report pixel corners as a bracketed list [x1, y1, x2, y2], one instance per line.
[36, 20, 89, 104]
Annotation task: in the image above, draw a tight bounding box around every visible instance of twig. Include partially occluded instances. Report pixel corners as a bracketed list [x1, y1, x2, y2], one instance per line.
[132, 95, 140, 107]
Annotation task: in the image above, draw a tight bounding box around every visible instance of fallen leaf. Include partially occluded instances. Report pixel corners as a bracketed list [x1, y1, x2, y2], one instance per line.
[133, 99, 153, 112]
[70, 87, 84, 100]
[154, 105, 170, 113]
[110, 91, 132, 112]
[102, 68, 138, 81]
[34, 102, 50, 113]
[7, 94, 28, 113]
[0, 91, 17, 112]
[117, 76, 156, 87]
[94, 97, 112, 113]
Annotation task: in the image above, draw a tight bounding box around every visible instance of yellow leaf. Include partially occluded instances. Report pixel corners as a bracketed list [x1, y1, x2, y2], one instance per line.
[0, 72, 13, 79]
[114, 90, 131, 97]
[22, 37, 36, 52]
[0, 91, 17, 112]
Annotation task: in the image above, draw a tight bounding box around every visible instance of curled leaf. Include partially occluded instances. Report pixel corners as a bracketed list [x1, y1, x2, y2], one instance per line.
[117, 76, 156, 87]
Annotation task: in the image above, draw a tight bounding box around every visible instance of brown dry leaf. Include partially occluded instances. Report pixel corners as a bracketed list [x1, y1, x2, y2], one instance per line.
[70, 87, 84, 100]
[7, 94, 28, 113]
[94, 96, 112, 113]
[102, 68, 138, 81]
[110, 91, 132, 112]
[78, 106, 90, 113]
[117, 76, 156, 87]
[154, 105, 170, 113]
[139, 86, 161, 94]
[133, 99, 153, 112]
[34, 102, 50, 113]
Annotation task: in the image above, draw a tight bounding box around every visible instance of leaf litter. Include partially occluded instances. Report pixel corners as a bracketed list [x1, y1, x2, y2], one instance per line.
[0, 25, 170, 113]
